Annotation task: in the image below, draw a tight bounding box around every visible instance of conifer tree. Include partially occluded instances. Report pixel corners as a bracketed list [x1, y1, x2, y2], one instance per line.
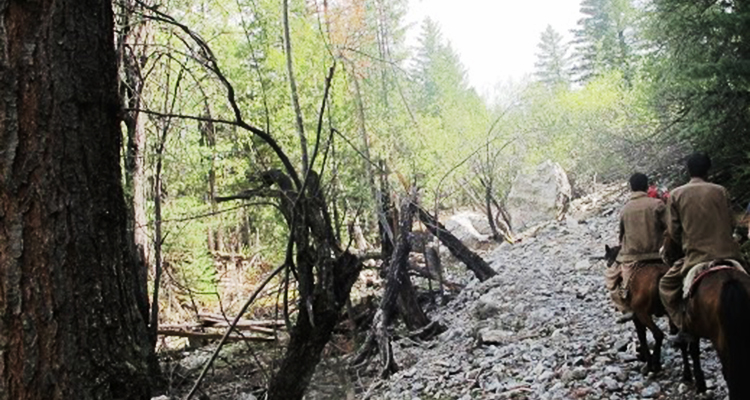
[534, 25, 571, 88]
[571, 0, 637, 83]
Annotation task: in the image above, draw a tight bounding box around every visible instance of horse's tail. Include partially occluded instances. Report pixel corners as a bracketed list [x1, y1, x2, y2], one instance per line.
[719, 277, 750, 398]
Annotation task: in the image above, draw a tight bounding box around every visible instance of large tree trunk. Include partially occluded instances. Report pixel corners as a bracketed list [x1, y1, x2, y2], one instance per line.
[266, 253, 361, 399]
[0, 1, 153, 399]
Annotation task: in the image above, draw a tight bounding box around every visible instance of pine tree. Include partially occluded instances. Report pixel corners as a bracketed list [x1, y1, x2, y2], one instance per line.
[413, 17, 444, 115]
[571, 0, 636, 83]
[413, 17, 472, 116]
[0, 0, 154, 398]
[650, 0, 750, 196]
[534, 25, 571, 88]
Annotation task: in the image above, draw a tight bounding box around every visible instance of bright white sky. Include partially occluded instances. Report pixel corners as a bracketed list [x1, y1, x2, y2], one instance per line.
[405, 0, 584, 97]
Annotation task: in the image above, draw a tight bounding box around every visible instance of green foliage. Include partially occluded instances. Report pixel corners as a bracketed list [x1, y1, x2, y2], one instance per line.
[572, 0, 641, 83]
[160, 198, 218, 295]
[130, 0, 696, 313]
[647, 0, 750, 199]
[534, 25, 572, 88]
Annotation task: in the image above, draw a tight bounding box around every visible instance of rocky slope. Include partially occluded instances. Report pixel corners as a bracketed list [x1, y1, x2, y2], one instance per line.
[358, 185, 727, 400]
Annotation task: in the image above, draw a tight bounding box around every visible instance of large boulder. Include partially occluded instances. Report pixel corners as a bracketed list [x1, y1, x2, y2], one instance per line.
[444, 212, 491, 248]
[506, 160, 571, 232]
[452, 211, 493, 235]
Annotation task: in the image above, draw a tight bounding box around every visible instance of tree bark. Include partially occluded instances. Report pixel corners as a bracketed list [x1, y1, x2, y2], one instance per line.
[424, 246, 447, 293]
[414, 206, 497, 282]
[346, 62, 381, 235]
[352, 194, 438, 377]
[482, 177, 503, 242]
[0, 1, 153, 398]
[282, 0, 308, 172]
[116, 0, 152, 341]
[266, 253, 361, 399]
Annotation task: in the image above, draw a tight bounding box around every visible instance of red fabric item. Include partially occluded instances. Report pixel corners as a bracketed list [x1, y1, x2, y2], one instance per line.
[647, 186, 659, 198]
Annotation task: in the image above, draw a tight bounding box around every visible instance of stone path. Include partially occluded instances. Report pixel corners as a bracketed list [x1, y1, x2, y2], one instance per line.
[361, 187, 727, 400]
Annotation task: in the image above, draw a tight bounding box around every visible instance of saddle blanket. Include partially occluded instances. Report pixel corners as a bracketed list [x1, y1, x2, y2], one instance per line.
[682, 259, 746, 299]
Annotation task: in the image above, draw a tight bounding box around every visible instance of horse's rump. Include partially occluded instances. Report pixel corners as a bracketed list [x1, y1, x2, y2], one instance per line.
[683, 259, 746, 299]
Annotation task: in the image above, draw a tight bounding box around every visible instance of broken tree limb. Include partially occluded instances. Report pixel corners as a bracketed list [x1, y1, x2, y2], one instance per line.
[424, 246, 446, 296]
[408, 261, 462, 292]
[352, 192, 442, 377]
[185, 263, 285, 400]
[160, 323, 278, 336]
[157, 329, 276, 342]
[196, 314, 285, 328]
[413, 204, 497, 282]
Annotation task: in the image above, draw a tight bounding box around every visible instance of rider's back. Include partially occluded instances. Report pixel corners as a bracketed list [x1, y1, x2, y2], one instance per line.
[618, 193, 665, 263]
[669, 178, 741, 268]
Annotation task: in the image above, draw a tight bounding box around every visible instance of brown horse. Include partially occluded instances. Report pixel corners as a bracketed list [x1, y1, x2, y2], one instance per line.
[662, 235, 750, 399]
[604, 245, 672, 373]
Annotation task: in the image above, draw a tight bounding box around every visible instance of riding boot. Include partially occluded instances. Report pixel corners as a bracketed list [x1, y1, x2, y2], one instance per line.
[670, 306, 694, 345]
[616, 312, 634, 323]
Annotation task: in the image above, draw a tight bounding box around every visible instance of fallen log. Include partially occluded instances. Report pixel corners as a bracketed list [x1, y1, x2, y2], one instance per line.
[157, 329, 276, 342]
[408, 262, 462, 292]
[413, 205, 497, 281]
[352, 193, 443, 377]
[197, 314, 285, 328]
[160, 323, 278, 336]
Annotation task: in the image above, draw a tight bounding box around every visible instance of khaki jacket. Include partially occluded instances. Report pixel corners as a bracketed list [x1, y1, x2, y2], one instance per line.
[668, 177, 741, 270]
[617, 192, 667, 262]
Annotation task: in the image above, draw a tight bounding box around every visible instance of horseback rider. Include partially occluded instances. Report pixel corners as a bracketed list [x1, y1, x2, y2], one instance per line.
[606, 173, 667, 321]
[659, 153, 747, 340]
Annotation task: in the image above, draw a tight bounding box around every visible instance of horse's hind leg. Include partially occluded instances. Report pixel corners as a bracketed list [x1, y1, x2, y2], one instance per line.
[633, 318, 650, 363]
[677, 341, 692, 382]
[690, 340, 707, 393]
[640, 313, 664, 372]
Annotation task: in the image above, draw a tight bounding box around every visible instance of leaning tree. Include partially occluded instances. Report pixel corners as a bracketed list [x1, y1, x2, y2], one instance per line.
[0, 0, 154, 399]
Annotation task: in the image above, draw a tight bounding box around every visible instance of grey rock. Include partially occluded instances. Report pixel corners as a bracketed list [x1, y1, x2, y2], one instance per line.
[641, 382, 660, 398]
[602, 376, 620, 391]
[506, 160, 571, 232]
[445, 212, 491, 248]
[477, 328, 513, 344]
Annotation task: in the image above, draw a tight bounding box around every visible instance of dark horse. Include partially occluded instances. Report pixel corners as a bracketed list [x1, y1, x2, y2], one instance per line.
[604, 245, 671, 373]
[662, 235, 750, 399]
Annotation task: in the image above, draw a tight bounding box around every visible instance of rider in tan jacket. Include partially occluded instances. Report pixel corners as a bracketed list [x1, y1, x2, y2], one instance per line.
[659, 153, 746, 335]
[606, 173, 666, 318]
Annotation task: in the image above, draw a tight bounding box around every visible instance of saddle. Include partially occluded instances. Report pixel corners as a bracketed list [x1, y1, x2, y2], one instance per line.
[682, 259, 747, 299]
[618, 260, 661, 300]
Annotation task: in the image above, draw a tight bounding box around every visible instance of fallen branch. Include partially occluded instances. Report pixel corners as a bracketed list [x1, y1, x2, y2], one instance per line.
[157, 329, 276, 342]
[159, 323, 278, 336]
[413, 204, 497, 281]
[185, 263, 286, 400]
[408, 262, 463, 292]
[197, 314, 285, 328]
